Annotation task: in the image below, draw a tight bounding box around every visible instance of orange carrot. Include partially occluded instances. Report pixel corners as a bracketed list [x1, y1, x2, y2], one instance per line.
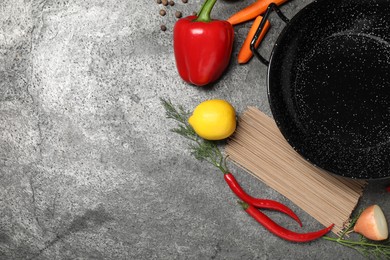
[238, 16, 270, 64]
[227, 0, 288, 25]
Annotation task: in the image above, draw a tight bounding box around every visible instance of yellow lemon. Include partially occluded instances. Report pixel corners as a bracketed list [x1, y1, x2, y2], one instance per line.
[188, 99, 236, 140]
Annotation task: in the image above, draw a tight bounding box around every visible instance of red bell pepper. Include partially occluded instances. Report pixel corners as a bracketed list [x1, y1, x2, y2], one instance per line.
[173, 0, 234, 86]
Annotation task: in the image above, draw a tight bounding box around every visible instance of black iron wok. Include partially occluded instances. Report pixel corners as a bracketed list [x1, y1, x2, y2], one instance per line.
[250, 0, 390, 179]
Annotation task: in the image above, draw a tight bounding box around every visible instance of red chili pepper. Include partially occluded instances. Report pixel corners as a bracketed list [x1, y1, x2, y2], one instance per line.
[224, 173, 303, 226]
[240, 202, 334, 242]
[173, 0, 234, 86]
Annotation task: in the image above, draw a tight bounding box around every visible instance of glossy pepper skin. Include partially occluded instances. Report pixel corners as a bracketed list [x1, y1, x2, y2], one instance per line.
[173, 0, 234, 86]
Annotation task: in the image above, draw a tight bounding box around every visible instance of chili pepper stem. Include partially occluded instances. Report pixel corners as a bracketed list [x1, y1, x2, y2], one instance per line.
[195, 0, 217, 22]
[238, 200, 249, 210]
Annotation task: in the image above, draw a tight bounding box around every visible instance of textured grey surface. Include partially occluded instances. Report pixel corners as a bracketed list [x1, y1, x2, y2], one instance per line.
[0, 0, 389, 259]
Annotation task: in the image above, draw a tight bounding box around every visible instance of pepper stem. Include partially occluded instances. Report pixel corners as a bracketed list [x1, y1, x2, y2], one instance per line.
[195, 0, 217, 22]
[237, 200, 249, 210]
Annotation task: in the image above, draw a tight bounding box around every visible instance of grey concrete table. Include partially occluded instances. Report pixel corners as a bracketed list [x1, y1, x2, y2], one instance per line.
[1, 0, 388, 259]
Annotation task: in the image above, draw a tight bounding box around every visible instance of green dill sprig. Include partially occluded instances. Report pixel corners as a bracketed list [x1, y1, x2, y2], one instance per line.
[161, 98, 229, 174]
[323, 211, 390, 259]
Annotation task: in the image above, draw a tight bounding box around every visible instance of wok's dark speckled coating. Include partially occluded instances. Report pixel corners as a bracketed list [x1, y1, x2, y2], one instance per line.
[268, 0, 390, 179]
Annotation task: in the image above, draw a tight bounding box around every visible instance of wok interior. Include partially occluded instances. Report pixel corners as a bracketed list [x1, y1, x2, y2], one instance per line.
[268, 0, 390, 178]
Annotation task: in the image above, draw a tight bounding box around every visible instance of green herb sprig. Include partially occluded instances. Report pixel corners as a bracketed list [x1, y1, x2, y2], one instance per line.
[161, 98, 229, 174]
[323, 212, 390, 259]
